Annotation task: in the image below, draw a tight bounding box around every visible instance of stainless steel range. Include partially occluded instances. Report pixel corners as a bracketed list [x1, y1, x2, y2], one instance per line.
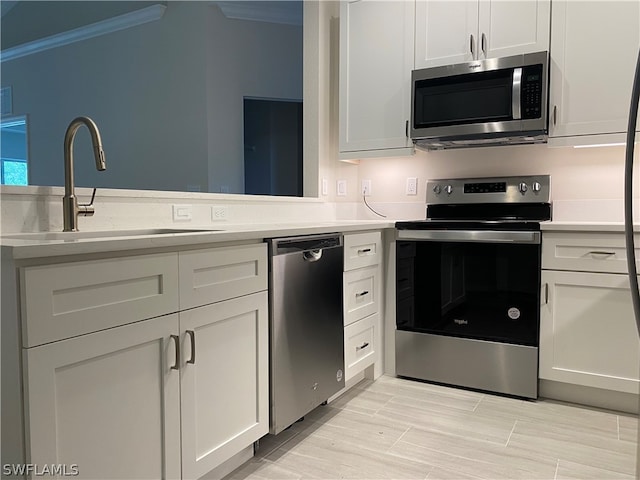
[395, 175, 551, 399]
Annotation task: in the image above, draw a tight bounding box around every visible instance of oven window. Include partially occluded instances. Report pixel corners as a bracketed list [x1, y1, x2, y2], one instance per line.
[396, 241, 540, 346]
[414, 69, 513, 128]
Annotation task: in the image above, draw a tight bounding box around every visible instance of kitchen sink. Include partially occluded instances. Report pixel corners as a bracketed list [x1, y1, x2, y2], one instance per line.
[3, 228, 223, 241]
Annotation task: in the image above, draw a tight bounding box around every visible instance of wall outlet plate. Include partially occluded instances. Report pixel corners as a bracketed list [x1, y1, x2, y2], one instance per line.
[212, 206, 228, 221]
[172, 204, 192, 221]
[361, 179, 372, 196]
[337, 180, 347, 196]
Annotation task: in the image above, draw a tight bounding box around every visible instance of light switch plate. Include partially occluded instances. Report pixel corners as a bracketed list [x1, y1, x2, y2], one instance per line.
[406, 177, 418, 196]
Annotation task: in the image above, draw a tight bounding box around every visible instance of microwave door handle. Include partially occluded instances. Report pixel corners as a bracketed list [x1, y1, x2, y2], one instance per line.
[512, 67, 522, 120]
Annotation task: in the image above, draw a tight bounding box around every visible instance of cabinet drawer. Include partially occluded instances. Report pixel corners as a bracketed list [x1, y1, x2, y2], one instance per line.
[542, 232, 640, 274]
[344, 231, 382, 271]
[179, 243, 267, 309]
[344, 265, 379, 326]
[20, 253, 179, 348]
[344, 313, 377, 381]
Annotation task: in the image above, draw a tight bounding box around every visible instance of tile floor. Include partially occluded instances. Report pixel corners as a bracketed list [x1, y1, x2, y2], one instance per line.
[226, 375, 638, 480]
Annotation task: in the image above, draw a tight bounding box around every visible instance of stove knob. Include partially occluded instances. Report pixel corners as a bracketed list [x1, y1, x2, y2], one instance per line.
[532, 181, 542, 193]
[518, 182, 528, 194]
[444, 185, 453, 195]
[433, 184, 442, 195]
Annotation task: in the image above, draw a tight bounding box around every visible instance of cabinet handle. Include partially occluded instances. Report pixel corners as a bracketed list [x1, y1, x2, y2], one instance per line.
[186, 330, 196, 365]
[587, 250, 616, 257]
[544, 283, 549, 305]
[356, 342, 369, 351]
[358, 248, 372, 254]
[470, 34, 475, 58]
[405, 120, 409, 138]
[170, 335, 180, 370]
[356, 290, 369, 297]
[481, 32, 487, 56]
[553, 105, 557, 126]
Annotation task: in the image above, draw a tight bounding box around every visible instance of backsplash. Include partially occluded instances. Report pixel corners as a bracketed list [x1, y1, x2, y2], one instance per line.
[0, 185, 337, 234]
[347, 143, 639, 222]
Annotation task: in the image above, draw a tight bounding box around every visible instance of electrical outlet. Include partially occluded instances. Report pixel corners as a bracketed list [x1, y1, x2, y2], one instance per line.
[406, 177, 418, 196]
[212, 206, 228, 221]
[361, 179, 372, 196]
[337, 180, 347, 196]
[322, 178, 328, 196]
[172, 204, 192, 222]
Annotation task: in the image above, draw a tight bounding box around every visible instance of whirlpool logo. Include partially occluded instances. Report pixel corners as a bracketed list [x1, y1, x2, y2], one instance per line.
[454, 319, 468, 325]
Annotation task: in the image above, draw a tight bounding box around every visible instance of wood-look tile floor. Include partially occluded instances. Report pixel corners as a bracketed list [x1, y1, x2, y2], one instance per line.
[226, 375, 638, 480]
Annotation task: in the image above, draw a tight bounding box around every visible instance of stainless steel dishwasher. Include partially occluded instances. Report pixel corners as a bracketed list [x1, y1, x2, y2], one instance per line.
[268, 233, 344, 435]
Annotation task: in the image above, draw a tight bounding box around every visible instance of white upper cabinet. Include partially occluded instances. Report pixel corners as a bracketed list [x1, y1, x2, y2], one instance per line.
[549, 0, 640, 145]
[415, 1, 479, 68]
[415, 0, 550, 69]
[339, 0, 414, 158]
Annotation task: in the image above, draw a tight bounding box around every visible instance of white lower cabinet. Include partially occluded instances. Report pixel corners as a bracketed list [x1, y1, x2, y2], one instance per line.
[342, 232, 382, 382]
[344, 313, 378, 380]
[24, 314, 182, 479]
[180, 293, 268, 479]
[540, 269, 640, 394]
[16, 245, 269, 479]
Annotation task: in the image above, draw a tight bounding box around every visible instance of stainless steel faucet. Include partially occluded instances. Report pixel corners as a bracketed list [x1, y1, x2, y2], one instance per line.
[62, 116, 106, 231]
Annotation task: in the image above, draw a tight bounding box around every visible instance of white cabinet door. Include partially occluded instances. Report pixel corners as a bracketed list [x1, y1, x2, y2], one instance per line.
[415, 0, 478, 68]
[415, 0, 549, 69]
[549, 0, 640, 141]
[180, 292, 268, 479]
[24, 314, 181, 479]
[540, 270, 640, 394]
[339, 0, 414, 157]
[478, 0, 550, 60]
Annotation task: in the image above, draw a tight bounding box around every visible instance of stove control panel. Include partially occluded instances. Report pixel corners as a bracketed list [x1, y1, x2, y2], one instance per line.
[427, 175, 550, 204]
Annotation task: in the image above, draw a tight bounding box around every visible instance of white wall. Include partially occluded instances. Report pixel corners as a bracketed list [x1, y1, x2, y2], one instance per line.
[204, 4, 303, 194]
[1, 2, 302, 195]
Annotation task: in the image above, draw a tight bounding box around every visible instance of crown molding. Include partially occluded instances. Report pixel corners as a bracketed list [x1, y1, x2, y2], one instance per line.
[216, 1, 302, 26]
[1, 4, 167, 63]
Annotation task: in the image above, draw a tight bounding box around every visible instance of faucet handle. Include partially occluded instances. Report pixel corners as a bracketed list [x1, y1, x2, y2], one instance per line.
[78, 188, 97, 217]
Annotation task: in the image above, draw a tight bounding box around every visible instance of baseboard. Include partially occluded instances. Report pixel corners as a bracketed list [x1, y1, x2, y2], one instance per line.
[201, 445, 254, 480]
[539, 379, 639, 414]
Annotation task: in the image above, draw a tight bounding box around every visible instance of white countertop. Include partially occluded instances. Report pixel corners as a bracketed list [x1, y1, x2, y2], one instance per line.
[0, 220, 394, 260]
[541, 221, 640, 232]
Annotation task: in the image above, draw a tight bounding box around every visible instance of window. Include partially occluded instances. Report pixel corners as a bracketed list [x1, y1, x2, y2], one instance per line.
[1, 115, 28, 185]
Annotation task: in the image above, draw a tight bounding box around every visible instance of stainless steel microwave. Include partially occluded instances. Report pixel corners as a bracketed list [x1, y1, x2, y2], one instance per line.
[410, 51, 549, 150]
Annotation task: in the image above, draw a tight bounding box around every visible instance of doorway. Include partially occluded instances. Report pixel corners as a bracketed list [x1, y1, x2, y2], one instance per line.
[243, 98, 302, 197]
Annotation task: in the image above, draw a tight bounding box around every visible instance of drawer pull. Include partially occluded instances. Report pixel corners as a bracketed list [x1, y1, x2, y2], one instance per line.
[356, 290, 369, 298]
[356, 342, 369, 351]
[587, 251, 616, 257]
[186, 330, 196, 365]
[170, 335, 180, 371]
[358, 248, 372, 254]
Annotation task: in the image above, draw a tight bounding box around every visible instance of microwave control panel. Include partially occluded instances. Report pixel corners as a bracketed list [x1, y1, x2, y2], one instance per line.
[521, 64, 544, 119]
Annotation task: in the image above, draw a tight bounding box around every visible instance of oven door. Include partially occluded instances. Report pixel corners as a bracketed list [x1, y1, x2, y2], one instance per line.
[396, 229, 541, 347]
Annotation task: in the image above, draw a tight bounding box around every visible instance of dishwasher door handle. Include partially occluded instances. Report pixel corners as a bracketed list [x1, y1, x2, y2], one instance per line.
[303, 249, 323, 262]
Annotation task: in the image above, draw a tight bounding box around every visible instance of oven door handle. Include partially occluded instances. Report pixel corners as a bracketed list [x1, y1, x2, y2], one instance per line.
[397, 229, 541, 244]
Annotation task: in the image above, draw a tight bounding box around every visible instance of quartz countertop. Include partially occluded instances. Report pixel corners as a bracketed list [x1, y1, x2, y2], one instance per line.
[540, 221, 640, 232]
[1, 220, 394, 260]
